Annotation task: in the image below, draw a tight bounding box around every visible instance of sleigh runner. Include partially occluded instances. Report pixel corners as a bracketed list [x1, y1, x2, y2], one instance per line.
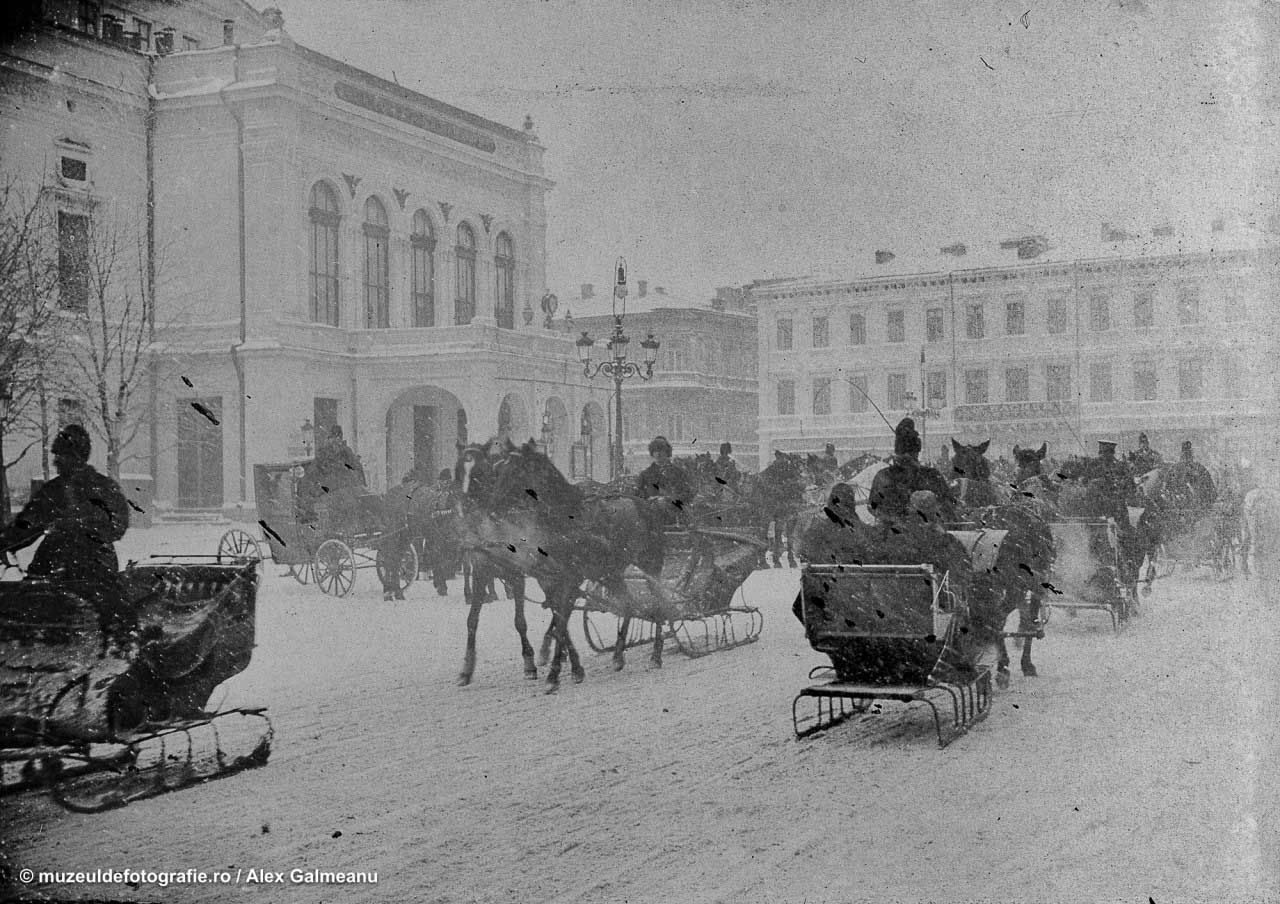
[577, 527, 766, 659]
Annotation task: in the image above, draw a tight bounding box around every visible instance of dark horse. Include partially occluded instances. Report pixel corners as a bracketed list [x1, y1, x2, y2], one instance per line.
[950, 439, 1056, 686]
[455, 439, 657, 690]
[748, 451, 814, 567]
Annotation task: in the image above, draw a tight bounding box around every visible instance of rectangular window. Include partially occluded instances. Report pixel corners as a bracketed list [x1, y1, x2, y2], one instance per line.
[887, 373, 910, 409]
[965, 302, 985, 339]
[1005, 367, 1028, 403]
[57, 210, 89, 312]
[848, 375, 868, 413]
[133, 17, 151, 49]
[1089, 294, 1111, 332]
[1178, 359, 1204, 400]
[411, 238, 434, 327]
[926, 307, 945, 343]
[1176, 286, 1200, 325]
[183, 35, 200, 51]
[1047, 295, 1069, 334]
[1046, 364, 1073, 401]
[313, 398, 339, 440]
[60, 156, 87, 182]
[1005, 299, 1025, 335]
[964, 369, 988, 405]
[1090, 361, 1113, 402]
[812, 315, 829, 348]
[363, 227, 390, 329]
[1133, 291, 1154, 328]
[777, 379, 795, 416]
[886, 309, 905, 343]
[1134, 360, 1158, 401]
[849, 311, 866, 345]
[776, 318, 793, 351]
[926, 371, 947, 408]
[812, 377, 832, 415]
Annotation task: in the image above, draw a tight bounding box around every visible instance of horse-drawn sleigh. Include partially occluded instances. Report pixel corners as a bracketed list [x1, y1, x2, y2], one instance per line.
[1, 559, 272, 811]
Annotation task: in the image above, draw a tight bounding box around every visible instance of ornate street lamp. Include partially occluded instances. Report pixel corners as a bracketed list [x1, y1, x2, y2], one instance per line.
[575, 258, 660, 480]
[0, 377, 11, 525]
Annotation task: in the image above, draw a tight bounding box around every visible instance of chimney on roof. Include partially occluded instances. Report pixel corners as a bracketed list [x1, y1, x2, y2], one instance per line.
[222, 19, 235, 45]
[580, 283, 594, 300]
[999, 235, 1049, 259]
[637, 280, 648, 298]
[941, 243, 967, 257]
[874, 251, 895, 264]
[1101, 222, 1135, 242]
[262, 8, 285, 30]
[654, 286, 667, 296]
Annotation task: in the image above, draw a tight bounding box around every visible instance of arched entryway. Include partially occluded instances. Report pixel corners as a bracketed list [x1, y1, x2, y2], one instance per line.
[497, 393, 530, 446]
[576, 401, 606, 481]
[541, 396, 570, 474]
[385, 385, 467, 485]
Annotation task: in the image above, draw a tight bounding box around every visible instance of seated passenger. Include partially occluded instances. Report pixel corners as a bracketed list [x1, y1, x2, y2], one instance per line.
[0, 425, 132, 646]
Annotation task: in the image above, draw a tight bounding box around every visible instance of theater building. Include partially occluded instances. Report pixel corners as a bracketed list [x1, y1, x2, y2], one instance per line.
[1, 0, 605, 515]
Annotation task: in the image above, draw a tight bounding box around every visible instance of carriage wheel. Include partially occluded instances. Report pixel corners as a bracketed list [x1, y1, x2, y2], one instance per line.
[217, 528, 262, 567]
[375, 544, 419, 594]
[288, 563, 313, 585]
[314, 540, 357, 597]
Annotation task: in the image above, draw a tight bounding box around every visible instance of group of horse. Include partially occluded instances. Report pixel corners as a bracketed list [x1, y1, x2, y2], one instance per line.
[362, 435, 1278, 695]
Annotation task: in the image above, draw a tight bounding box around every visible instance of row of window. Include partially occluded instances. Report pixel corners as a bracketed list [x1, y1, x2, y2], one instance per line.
[309, 182, 517, 330]
[776, 285, 1243, 350]
[654, 337, 756, 377]
[45, 2, 201, 53]
[777, 358, 1243, 415]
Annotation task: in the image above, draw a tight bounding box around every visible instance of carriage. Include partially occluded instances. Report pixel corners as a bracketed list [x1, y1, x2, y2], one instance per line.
[792, 562, 992, 748]
[576, 526, 767, 660]
[1045, 518, 1133, 631]
[1, 560, 272, 811]
[216, 460, 416, 598]
[1142, 505, 1239, 579]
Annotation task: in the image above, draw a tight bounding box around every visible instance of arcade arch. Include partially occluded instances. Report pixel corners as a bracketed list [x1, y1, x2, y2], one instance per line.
[384, 385, 467, 485]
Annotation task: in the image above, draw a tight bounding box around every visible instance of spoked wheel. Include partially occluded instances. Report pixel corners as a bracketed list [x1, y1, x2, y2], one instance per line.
[314, 540, 357, 597]
[216, 528, 262, 567]
[287, 563, 313, 585]
[374, 544, 419, 594]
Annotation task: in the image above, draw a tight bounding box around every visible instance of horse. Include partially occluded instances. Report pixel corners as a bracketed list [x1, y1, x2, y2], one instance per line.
[950, 439, 1056, 685]
[749, 451, 815, 567]
[456, 439, 661, 689]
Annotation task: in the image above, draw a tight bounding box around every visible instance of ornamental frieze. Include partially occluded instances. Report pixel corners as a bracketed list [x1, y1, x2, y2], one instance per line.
[953, 400, 1077, 422]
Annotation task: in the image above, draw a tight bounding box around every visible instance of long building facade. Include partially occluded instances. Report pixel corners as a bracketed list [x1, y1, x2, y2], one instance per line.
[571, 285, 758, 477]
[1, 1, 607, 514]
[748, 236, 1279, 472]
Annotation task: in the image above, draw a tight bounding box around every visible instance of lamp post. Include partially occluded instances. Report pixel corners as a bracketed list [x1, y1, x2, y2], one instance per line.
[902, 392, 940, 461]
[575, 257, 660, 480]
[300, 418, 314, 458]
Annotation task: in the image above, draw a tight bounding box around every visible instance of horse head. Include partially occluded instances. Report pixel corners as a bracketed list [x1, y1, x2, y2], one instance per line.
[1013, 442, 1048, 482]
[950, 438, 991, 482]
[489, 439, 584, 519]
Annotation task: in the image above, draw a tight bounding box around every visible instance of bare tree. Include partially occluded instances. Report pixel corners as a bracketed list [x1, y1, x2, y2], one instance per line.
[0, 177, 64, 519]
[62, 205, 160, 482]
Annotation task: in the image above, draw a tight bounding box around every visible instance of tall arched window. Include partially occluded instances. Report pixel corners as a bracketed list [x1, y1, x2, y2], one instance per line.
[362, 196, 390, 328]
[308, 181, 340, 326]
[455, 223, 476, 325]
[410, 210, 436, 327]
[494, 232, 515, 329]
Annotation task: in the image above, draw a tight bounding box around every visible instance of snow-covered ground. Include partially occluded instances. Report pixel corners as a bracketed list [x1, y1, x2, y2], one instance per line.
[2, 521, 1278, 903]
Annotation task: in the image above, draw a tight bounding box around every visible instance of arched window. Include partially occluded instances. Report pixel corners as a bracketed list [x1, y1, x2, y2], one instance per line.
[362, 196, 390, 329]
[455, 223, 476, 325]
[308, 181, 340, 325]
[410, 210, 436, 327]
[495, 232, 515, 329]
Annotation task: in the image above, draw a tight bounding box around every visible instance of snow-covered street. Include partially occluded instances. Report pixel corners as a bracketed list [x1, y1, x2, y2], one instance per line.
[2, 522, 1278, 903]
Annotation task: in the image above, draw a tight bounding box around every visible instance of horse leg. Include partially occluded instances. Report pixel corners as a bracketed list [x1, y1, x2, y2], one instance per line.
[785, 515, 798, 568]
[613, 615, 630, 671]
[512, 580, 538, 680]
[1020, 592, 1041, 677]
[649, 618, 665, 668]
[537, 622, 555, 667]
[458, 598, 482, 686]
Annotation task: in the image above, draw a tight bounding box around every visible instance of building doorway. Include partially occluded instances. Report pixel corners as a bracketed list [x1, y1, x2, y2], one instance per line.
[413, 405, 437, 481]
[177, 396, 223, 509]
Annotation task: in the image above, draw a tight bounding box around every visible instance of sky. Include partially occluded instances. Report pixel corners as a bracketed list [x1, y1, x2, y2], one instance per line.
[269, 0, 1278, 305]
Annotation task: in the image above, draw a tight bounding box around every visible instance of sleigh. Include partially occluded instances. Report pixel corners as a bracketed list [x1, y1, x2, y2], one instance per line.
[0, 561, 271, 812]
[792, 563, 991, 748]
[1046, 519, 1131, 631]
[577, 527, 767, 659]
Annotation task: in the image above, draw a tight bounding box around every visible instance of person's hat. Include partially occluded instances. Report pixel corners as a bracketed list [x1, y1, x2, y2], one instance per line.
[909, 489, 941, 521]
[1097, 439, 1117, 450]
[1182, 439, 1193, 454]
[1138, 432, 1149, 443]
[648, 435, 673, 457]
[824, 443, 835, 454]
[719, 442, 732, 456]
[51, 424, 92, 461]
[893, 417, 921, 457]
[438, 468, 454, 481]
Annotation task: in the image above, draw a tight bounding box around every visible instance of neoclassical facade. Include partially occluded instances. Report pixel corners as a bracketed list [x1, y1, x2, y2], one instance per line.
[572, 286, 758, 475]
[748, 235, 1279, 470]
[2, 1, 608, 513]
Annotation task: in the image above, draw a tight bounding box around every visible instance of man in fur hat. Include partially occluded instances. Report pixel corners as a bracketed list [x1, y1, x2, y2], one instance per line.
[868, 417, 957, 526]
[1128, 432, 1163, 476]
